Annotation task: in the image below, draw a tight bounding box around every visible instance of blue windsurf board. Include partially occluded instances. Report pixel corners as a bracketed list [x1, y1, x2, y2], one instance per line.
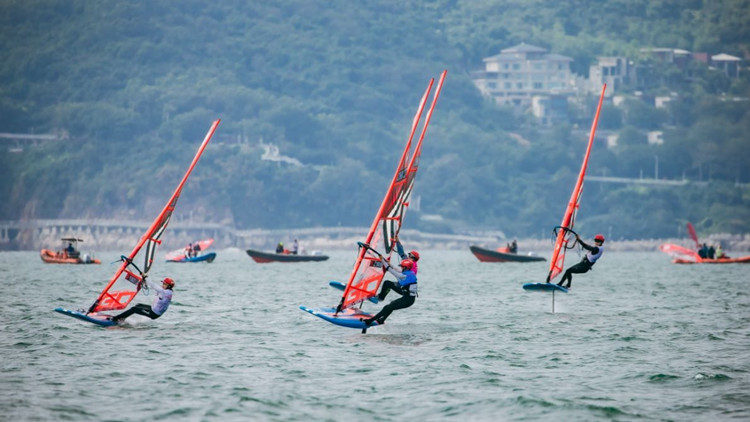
[54, 307, 118, 327]
[522, 283, 569, 293]
[299, 306, 380, 330]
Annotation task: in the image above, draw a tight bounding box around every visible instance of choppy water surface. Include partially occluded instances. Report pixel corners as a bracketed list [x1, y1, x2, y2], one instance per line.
[1, 249, 749, 421]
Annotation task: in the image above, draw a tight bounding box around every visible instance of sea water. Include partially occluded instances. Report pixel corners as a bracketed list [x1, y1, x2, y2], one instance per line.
[1, 249, 748, 421]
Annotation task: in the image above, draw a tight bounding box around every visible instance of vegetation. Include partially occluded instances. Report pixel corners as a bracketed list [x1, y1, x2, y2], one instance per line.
[1, 0, 749, 239]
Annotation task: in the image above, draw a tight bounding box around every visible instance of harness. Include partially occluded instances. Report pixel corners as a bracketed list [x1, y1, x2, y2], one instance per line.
[398, 271, 418, 297]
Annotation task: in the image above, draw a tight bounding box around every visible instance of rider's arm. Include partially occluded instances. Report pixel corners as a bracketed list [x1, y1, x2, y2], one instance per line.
[577, 237, 598, 254]
[381, 258, 406, 280]
[395, 239, 406, 259]
[145, 278, 165, 294]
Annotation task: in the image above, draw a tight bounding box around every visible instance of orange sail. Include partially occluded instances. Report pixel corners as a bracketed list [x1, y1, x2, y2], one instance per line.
[87, 120, 220, 313]
[337, 70, 447, 312]
[545, 85, 605, 283]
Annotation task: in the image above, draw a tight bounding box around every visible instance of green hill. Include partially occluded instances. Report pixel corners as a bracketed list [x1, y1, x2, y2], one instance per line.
[1, 0, 749, 239]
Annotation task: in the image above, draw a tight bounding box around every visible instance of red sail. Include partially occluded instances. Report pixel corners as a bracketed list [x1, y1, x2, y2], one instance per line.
[338, 70, 447, 311]
[89, 120, 220, 313]
[546, 86, 605, 283]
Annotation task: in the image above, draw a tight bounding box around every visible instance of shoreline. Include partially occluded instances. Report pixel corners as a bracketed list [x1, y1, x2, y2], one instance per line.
[3, 230, 749, 254]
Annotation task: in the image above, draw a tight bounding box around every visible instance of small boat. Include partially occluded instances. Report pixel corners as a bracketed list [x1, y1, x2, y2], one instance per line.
[673, 256, 750, 264]
[469, 245, 546, 262]
[660, 223, 750, 264]
[246, 248, 329, 263]
[167, 252, 217, 263]
[40, 238, 101, 264]
[165, 239, 216, 263]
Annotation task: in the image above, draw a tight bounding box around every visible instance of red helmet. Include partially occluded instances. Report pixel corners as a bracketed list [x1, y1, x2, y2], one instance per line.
[408, 250, 420, 261]
[594, 234, 605, 242]
[162, 277, 175, 288]
[400, 259, 414, 270]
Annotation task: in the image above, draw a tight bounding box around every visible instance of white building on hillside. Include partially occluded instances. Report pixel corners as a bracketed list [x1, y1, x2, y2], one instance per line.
[472, 43, 575, 109]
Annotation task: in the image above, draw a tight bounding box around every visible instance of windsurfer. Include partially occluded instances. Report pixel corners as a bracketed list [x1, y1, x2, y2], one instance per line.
[556, 234, 604, 289]
[363, 258, 417, 326]
[395, 238, 420, 274]
[112, 277, 174, 322]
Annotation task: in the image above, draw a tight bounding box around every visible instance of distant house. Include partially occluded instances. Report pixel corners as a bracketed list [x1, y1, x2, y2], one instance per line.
[640, 47, 692, 68]
[472, 43, 575, 110]
[711, 53, 741, 78]
[588, 57, 633, 93]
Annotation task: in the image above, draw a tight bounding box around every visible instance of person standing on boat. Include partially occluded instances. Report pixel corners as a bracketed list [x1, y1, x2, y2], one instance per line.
[112, 277, 174, 323]
[66, 242, 76, 257]
[556, 234, 604, 289]
[363, 258, 417, 326]
[394, 238, 420, 274]
[292, 239, 299, 255]
[510, 239, 518, 254]
[698, 243, 708, 259]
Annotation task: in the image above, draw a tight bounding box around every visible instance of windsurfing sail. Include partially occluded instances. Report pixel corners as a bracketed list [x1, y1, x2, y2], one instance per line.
[336, 70, 447, 312]
[659, 243, 701, 262]
[86, 119, 220, 314]
[659, 222, 702, 262]
[545, 85, 606, 284]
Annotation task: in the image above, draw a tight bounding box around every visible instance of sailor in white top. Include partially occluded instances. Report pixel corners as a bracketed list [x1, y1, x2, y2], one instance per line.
[557, 234, 605, 289]
[112, 277, 174, 322]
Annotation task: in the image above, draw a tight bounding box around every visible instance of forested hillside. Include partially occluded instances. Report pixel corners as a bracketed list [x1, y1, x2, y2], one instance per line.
[1, 0, 749, 239]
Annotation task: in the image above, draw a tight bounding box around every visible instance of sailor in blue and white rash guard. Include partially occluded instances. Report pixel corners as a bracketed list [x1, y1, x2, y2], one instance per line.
[363, 258, 418, 326]
[557, 234, 605, 289]
[112, 277, 174, 322]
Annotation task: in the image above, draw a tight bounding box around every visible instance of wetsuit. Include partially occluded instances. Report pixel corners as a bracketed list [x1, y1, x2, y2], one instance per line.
[557, 239, 603, 288]
[113, 279, 173, 322]
[365, 260, 417, 325]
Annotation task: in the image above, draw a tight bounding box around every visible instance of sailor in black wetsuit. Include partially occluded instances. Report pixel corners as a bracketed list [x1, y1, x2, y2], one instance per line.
[557, 234, 604, 289]
[363, 258, 417, 326]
